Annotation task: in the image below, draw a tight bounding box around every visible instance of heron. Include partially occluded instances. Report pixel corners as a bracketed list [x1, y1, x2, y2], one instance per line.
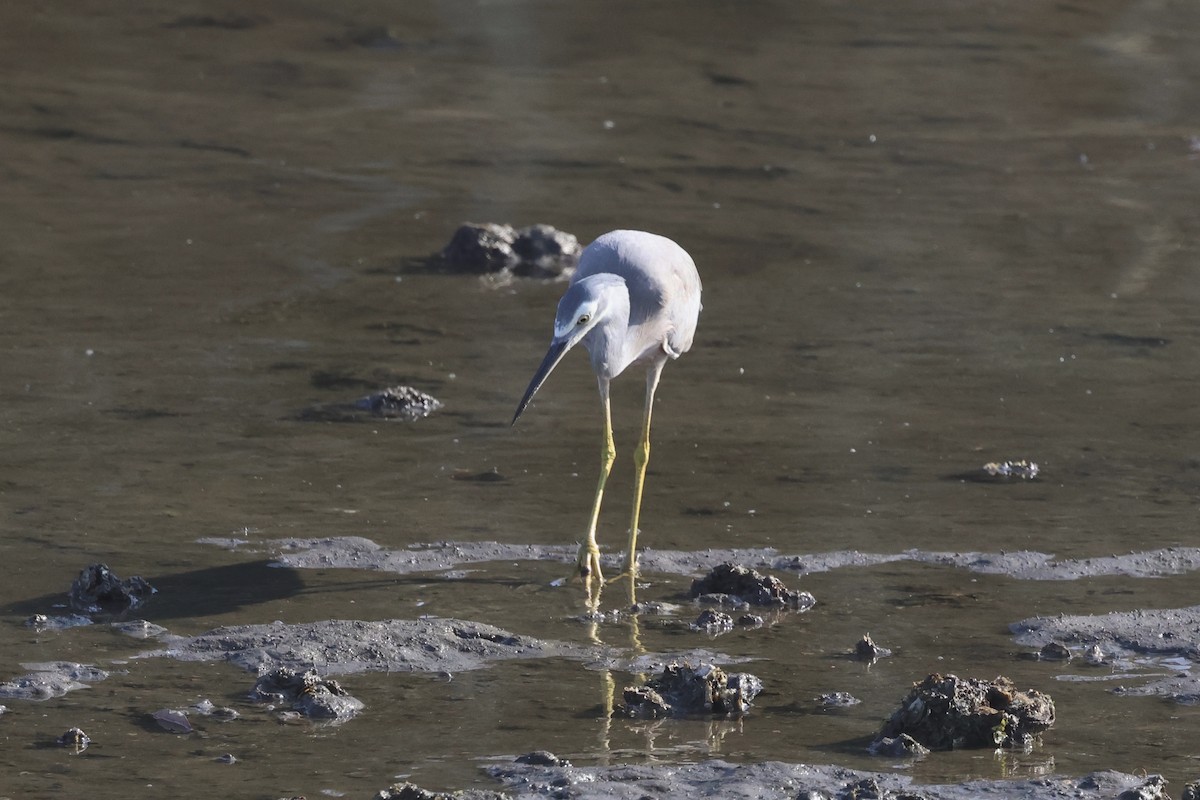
[512, 230, 702, 608]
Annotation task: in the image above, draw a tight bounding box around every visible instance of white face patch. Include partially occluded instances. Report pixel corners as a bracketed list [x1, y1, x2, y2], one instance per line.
[554, 300, 598, 340]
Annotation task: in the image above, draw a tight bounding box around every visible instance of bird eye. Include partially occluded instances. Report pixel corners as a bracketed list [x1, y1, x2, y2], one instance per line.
[576, 314, 590, 325]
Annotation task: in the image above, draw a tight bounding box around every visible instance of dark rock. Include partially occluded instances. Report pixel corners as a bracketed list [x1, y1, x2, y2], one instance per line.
[689, 563, 816, 609]
[855, 633, 892, 661]
[1182, 780, 1200, 800]
[55, 727, 90, 753]
[510, 224, 581, 278]
[251, 667, 364, 723]
[621, 662, 762, 718]
[691, 609, 735, 634]
[1118, 775, 1170, 800]
[817, 691, 861, 708]
[867, 733, 930, 758]
[872, 673, 1055, 751]
[441, 222, 519, 272]
[69, 563, 155, 612]
[842, 777, 888, 799]
[439, 222, 579, 278]
[516, 751, 569, 767]
[354, 385, 443, 420]
[737, 613, 765, 627]
[1038, 641, 1072, 661]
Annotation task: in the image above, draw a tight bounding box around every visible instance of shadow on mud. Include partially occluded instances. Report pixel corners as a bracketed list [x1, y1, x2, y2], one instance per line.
[4, 560, 307, 622]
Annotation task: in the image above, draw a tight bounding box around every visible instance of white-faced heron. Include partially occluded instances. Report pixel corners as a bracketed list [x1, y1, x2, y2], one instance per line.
[512, 230, 702, 607]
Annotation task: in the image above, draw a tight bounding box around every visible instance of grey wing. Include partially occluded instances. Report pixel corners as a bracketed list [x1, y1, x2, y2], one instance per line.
[662, 256, 702, 358]
[578, 230, 702, 358]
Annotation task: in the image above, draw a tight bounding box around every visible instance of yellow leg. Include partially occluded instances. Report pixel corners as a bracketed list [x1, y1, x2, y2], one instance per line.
[624, 361, 664, 595]
[578, 377, 614, 610]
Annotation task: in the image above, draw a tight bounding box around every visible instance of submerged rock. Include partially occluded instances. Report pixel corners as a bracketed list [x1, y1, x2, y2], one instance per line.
[354, 385, 443, 420]
[817, 691, 861, 709]
[981, 460, 1040, 480]
[151, 708, 193, 733]
[69, 563, 155, 612]
[1037, 641, 1072, 661]
[192, 698, 240, 719]
[439, 222, 579, 278]
[515, 750, 570, 767]
[299, 385, 443, 423]
[622, 662, 762, 718]
[872, 673, 1055, 751]
[251, 667, 364, 722]
[691, 609, 735, 634]
[689, 563, 815, 609]
[55, 727, 91, 753]
[113, 619, 169, 639]
[867, 733, 930, 758]
[24, 613, 93, 631]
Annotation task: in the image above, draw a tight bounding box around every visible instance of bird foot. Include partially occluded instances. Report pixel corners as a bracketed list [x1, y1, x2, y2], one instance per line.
[602, 570, 631, 586]
[603, 571, 640, 609]
[574, 542, 605, 610]
[603, 555, 639, 585]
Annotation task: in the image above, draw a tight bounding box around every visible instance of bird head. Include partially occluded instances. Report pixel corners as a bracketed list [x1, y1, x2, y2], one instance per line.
[511, 276, 624, 425]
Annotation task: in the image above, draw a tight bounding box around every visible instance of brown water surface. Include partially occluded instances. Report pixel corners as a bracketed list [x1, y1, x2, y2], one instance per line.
[2, 1, 1200, 797]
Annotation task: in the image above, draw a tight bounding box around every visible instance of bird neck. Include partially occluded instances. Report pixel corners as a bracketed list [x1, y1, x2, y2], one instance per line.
[584, 279, 634, 380]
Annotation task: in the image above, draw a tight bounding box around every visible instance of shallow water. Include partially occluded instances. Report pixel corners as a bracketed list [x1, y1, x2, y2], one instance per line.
[2, 0, 1200, 796]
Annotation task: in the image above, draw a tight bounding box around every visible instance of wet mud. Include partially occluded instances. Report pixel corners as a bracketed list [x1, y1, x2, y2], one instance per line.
[218, 535, 1200, 582]
[1013, 605, 1200, 704]
[478, 761, 1174, 800]
[0, 662, 109, 701]
[136, 617, 597, 675]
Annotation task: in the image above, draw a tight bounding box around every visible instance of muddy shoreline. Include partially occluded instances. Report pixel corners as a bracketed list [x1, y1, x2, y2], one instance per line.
[6, 540, 1199, 796]
[201, 534, 1200, 582]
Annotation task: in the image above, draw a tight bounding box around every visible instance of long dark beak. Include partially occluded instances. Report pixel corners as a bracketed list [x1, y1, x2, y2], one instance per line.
[512, 339, 570, 425]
